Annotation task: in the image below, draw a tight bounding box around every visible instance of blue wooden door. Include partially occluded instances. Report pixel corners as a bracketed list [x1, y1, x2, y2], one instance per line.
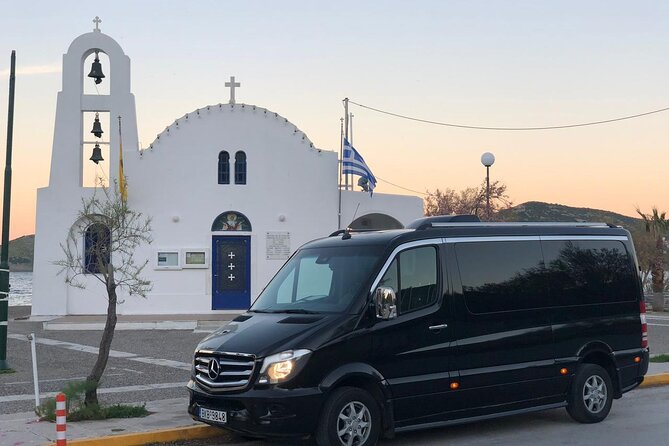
[212, 236, 251, 310]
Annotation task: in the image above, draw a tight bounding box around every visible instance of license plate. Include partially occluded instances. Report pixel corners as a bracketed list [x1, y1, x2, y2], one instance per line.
[199, 407, 227, 423]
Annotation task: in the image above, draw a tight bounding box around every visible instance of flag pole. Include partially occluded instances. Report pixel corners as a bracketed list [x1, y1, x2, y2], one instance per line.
[343, 98, 349, 190]
[349, 112, 354, 190]
[338, 117, 344, 229]
[117, 116, 127, 203]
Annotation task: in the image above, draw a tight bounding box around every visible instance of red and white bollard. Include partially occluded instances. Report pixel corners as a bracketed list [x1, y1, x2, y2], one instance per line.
[55, 392, 67, 445]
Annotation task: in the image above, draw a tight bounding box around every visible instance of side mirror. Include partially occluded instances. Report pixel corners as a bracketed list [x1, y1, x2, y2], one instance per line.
[375, 286, 397, 320]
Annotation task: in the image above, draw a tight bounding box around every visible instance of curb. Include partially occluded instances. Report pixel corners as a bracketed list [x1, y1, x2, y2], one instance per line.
[639, 372, 669, 388]
[43, 321, 198, 331]
[48, 424, 222, 446]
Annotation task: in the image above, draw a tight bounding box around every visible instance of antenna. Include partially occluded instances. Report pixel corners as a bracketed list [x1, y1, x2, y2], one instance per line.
[342, 203, 361, 240]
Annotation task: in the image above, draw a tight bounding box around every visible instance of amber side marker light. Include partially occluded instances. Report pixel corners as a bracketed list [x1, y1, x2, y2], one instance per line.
[560, 368, 569, 375]
[450, 382, 460, 390]
[634, 356, 641, 363]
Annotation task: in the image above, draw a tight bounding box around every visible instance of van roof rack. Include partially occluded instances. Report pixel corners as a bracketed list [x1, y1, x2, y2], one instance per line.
[408, 216, 618, 230]
[408, 215, 481, 230]
[428, 222, 614, 228]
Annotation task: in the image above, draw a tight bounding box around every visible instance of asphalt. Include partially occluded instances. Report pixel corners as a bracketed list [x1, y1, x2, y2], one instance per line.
[1, 305, 669, 445]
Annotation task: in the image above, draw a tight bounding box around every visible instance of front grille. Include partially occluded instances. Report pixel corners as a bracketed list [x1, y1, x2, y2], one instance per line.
[194, 350, 256, 391]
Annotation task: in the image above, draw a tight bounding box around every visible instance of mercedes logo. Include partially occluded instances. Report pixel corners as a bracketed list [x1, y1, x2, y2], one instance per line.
[207, 358, 220, 380]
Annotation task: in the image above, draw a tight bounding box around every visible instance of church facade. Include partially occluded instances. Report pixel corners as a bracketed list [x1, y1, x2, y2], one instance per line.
[31, 26, 423, 316]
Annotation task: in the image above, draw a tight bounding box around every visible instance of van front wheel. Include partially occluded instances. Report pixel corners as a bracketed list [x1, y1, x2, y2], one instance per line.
[316, 386, 381, 446]
[567, 363, 613, 423]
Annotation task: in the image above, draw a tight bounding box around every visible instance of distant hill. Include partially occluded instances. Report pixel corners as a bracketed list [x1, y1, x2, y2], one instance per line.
[497, 201, 642, 229]
[0, 234, 34, 272]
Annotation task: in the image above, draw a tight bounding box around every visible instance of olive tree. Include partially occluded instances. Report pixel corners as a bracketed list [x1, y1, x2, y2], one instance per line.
[425, 180, 512, 220]
[55, 179, 152, 406]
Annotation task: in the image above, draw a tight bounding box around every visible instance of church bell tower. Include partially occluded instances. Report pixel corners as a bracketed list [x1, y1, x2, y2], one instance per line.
[48, 16, 139, 190]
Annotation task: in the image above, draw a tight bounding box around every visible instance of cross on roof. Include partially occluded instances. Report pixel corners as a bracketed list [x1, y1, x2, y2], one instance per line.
[93, 16, 102, 33]
[225, 76, 241, 104]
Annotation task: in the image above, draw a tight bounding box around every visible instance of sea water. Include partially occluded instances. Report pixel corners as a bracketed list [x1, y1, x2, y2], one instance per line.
[8, 271, 32, 306]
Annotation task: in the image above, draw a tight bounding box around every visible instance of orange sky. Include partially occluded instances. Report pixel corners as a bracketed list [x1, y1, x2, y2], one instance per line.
[0, 2, 668, 239]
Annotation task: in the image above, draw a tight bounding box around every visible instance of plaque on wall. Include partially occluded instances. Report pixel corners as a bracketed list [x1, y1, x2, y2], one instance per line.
[266, 232, 290, 260]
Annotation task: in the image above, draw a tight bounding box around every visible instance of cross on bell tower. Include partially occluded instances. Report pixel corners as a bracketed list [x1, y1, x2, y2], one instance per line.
[93, 16, 102, 33]
[225, 76, 240, 104]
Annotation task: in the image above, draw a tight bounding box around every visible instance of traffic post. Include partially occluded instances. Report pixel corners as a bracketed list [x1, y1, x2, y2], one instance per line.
[56, 392, 67, 445]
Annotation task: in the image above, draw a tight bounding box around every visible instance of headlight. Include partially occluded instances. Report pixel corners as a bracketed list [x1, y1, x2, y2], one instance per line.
[258, 349, 311, 385]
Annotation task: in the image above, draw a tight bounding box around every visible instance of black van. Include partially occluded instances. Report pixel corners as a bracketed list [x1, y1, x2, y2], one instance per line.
[188, 217, 649, 445]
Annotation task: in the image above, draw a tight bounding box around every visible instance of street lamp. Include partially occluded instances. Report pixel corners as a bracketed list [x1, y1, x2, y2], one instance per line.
[481, 152, 495, 220]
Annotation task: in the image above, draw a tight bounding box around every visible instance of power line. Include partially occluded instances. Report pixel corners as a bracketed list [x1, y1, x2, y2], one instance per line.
[376, 176, 428, 196]
[348, 100, 669, 131]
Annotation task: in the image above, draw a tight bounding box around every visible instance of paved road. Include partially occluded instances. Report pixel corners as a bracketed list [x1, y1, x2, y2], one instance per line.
[158, 386, 669, 446]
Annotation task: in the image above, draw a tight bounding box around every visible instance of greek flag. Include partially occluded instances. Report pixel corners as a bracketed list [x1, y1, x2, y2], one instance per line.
[342, 138, 377, 195]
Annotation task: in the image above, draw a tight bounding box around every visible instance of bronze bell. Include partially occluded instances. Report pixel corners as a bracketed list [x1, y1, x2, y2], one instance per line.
[87, 51, 105, 85]
[91, 113, 103, 138]
[90, 143, 104, 164]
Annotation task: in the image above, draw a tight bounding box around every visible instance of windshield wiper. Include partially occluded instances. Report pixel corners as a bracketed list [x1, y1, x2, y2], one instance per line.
[249, 308, 320, 314]
[281, 308, 320, 314]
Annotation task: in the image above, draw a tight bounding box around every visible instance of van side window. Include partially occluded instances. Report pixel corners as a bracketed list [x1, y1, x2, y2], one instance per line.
[542, 240, 636, 305]
[379, 259, 399, 291]
[379, 246, 438, 314]
[455, 241, 545, 313]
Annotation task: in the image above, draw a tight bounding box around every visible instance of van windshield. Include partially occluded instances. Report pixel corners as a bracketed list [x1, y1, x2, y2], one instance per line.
[250, 245, 383, 314]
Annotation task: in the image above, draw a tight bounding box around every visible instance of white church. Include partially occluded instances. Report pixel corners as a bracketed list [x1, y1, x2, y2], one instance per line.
[31, 21, 423, 316]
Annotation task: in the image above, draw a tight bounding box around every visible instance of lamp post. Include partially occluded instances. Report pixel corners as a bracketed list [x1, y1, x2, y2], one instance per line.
[0, 51, 16, 370]
[481, 152, 495, 221]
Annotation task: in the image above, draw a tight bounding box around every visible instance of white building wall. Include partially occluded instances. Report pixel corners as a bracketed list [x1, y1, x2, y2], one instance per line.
[31, 30, 424, 316]
[340, 190, 424, 229]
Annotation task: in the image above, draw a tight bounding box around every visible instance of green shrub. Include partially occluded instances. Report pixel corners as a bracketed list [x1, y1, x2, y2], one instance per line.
[37, 380, 148, 421]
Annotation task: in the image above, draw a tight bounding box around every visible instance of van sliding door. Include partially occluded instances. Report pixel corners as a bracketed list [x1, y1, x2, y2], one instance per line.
[450, 239, 562, 418]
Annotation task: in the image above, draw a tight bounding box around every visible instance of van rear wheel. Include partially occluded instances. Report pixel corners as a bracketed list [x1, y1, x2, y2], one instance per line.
[566, 363, 613, 423]
[316, 386, 381, 446]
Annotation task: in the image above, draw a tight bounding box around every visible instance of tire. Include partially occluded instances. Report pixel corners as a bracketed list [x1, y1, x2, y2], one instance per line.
[566, 363, 613, 423]
[316, 386, 381, 446]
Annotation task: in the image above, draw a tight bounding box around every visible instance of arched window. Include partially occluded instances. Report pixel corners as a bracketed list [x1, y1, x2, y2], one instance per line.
[234, 151, 247, 185]
[218, 151, 230, 184]
[84, 223, 111, 274]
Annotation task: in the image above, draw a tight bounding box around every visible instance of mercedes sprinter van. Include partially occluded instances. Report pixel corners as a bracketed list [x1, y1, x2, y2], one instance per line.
[188, 217, 649, 445]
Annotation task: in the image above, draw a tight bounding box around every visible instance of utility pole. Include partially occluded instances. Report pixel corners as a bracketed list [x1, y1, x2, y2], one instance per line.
[0, 51, 16, 370]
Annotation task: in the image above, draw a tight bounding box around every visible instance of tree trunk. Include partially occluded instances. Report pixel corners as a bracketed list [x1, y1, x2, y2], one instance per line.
[652, 291, 665, 313]
[84, 279, 118, 406]
[650, 236, 666, 312]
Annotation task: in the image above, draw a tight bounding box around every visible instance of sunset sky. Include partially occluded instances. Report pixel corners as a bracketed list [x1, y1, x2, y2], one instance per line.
[0, 1, 668, 239]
